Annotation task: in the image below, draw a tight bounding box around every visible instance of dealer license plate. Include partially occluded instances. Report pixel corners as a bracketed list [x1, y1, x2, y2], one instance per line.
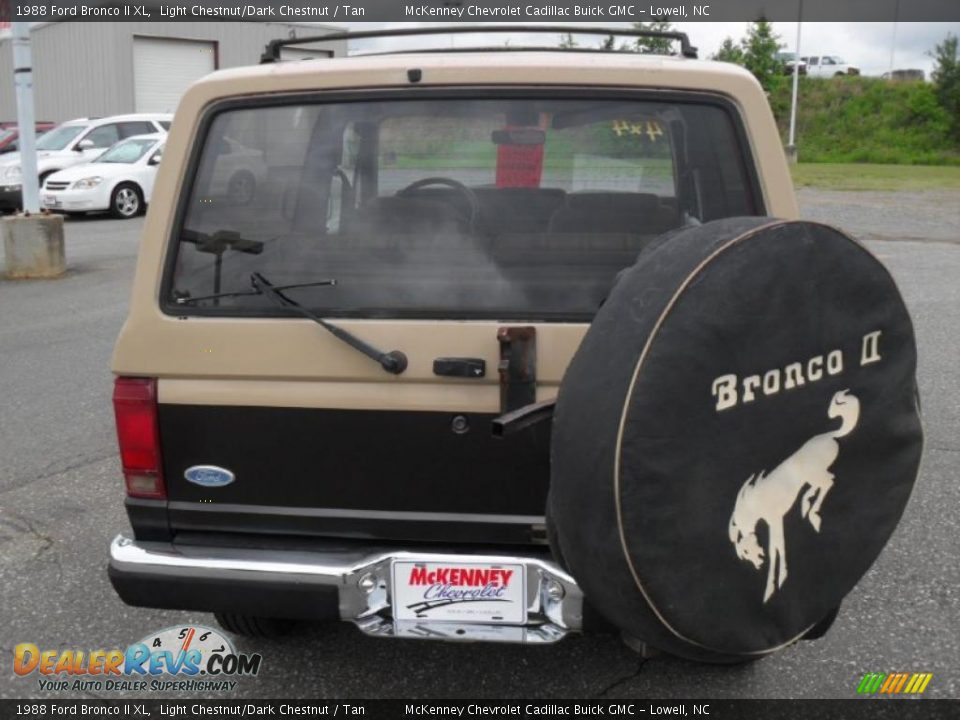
[44, 195, 60, 208]
[392, 560, 526, 624]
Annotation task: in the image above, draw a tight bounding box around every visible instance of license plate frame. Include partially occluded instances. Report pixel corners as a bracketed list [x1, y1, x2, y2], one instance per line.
[43, 195, 60, 208]
[391, 560, 526, 625]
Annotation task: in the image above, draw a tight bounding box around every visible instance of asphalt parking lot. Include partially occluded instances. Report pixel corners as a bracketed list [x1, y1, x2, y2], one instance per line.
[1, 190, 958, 700]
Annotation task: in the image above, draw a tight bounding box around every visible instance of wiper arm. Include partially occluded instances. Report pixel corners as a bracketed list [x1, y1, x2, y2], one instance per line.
[250, 272, 408, 376]
[175, 278, 337, 306]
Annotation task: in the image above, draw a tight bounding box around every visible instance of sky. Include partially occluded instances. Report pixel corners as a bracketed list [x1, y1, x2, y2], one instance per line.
[339, 21, 960, 78]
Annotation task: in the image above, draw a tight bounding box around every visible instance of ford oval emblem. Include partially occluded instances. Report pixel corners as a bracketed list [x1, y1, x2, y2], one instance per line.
[184, 465, 235, 488]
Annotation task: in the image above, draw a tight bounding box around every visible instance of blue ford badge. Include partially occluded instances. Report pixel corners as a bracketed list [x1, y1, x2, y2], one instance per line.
[184, 465, 235, 488]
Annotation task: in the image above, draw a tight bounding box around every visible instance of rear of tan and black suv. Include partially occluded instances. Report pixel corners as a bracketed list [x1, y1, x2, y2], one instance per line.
[107, 51, 797, 643]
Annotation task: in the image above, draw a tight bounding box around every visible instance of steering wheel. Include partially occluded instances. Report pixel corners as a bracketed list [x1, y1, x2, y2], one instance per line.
[396, 177, 480, 231]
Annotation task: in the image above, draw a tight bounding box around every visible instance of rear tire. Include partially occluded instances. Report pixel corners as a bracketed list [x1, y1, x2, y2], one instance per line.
[550, 218, 922, 663]
[213, 613, 296, 638]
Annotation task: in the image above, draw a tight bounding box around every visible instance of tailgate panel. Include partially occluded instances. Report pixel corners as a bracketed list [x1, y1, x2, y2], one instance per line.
[159, 403, 551, 544]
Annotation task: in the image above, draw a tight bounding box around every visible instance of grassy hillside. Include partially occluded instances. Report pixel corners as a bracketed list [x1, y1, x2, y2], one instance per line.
[791, 162, 960, 190]
[767, 76, 960, 165]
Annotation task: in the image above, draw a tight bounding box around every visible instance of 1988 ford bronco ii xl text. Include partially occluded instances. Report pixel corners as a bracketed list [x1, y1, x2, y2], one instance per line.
[108, 27, 923, 663]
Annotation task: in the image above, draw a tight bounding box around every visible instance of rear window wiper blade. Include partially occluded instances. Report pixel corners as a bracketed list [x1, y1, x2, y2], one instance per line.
[175, 278, 337, 306]
[250, 272, 408, 375]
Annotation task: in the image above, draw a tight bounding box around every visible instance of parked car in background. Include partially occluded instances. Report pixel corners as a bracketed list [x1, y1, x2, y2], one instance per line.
[0, 121, 55, 131]
[0, 129, 16, 156]
[882, 69, 925, 82]
[0, 122, 56, 154]
[801, 56, 860, 78]
[776, 52, 806, 75]
[205, 136, 268, 205]
[41, 134, 164, 219]
[0, 113, 171, 211]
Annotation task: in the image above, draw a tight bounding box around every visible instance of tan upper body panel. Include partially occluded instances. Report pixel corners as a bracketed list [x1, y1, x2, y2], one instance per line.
[113, 51, 798, 410]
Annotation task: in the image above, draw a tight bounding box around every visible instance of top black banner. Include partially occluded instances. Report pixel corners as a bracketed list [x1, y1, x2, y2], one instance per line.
[1, 0, 959, 23]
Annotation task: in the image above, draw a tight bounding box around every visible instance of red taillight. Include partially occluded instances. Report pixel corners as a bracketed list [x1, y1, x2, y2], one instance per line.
[113, 377, 165, 499]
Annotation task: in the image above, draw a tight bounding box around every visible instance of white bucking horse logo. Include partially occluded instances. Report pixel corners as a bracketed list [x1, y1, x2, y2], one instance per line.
[728, 390, 860, 602]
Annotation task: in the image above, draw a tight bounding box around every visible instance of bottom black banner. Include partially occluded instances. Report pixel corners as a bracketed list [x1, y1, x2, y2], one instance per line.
[1, 700, 957, 719]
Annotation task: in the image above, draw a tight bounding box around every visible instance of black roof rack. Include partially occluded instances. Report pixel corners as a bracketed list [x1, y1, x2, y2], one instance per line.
[260, 25, 698, 64]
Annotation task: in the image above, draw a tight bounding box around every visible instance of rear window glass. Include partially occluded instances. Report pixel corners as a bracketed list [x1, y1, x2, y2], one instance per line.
[167, 96, 758, 321]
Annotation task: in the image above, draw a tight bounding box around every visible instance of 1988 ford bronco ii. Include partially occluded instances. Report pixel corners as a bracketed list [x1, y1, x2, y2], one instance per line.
[108, 27, 923, 663]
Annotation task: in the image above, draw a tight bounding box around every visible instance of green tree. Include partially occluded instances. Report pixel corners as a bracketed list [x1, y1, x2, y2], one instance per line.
[631, 21, 676, 54]
[741, 20, 784, 90]
[597, 21, 677, 54]
[930, 33, 960, 139]
[712, 36, 745, 65]
[600, 34, 619, 51]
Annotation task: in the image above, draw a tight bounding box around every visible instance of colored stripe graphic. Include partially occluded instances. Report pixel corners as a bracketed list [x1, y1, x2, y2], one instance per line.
[858, 672, 932, 695]
[857, 673, 886, 694]
[880, 673, 900, 693]
[893, 673, 910, 693]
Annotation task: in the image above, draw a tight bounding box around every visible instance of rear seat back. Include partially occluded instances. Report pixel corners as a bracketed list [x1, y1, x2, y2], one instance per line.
[335, 189, 679, 271]
[474, 187, 566, 235]
[547, 192, 677, 236]
[343, 196, 469, 237]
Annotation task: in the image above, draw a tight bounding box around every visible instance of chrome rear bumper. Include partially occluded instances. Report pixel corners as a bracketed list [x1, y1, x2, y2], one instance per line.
[109, 534, 583, 644]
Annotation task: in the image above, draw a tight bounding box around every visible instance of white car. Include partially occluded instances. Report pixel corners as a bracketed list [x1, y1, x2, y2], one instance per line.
[801, 56, 860, 78]
[41, 135, 164, 219]
[776, 52, 806, 75]
[0, 113, 170, 211]
[206, 137, 267, 205]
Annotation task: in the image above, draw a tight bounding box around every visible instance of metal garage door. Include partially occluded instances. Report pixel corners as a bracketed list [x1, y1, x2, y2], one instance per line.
[133, 37, 216, 113]
[280, 47, 334, 62]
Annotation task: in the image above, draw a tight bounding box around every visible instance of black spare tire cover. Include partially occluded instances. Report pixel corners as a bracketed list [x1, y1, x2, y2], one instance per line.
[549, 217, 922, 663]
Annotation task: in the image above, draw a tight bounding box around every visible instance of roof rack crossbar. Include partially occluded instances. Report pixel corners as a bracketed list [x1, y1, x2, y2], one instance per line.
[260, 25, 698, 64]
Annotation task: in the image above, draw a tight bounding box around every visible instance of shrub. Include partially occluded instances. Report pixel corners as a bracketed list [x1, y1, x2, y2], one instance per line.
[768, 76, 960, 165]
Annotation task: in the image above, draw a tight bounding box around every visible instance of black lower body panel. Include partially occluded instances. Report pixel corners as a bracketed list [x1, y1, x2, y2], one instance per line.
[158, 404, 551, 545]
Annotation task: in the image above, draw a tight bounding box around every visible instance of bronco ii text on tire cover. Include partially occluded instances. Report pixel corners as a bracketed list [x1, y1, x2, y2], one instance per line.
[106, 26, 923, 662]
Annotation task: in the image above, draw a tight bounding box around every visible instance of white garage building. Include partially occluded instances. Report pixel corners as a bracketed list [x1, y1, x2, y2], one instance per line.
[0, 22, 345, 123]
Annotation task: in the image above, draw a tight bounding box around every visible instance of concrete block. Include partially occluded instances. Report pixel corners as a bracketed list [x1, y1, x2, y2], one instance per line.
[2, 213, 66, 279]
